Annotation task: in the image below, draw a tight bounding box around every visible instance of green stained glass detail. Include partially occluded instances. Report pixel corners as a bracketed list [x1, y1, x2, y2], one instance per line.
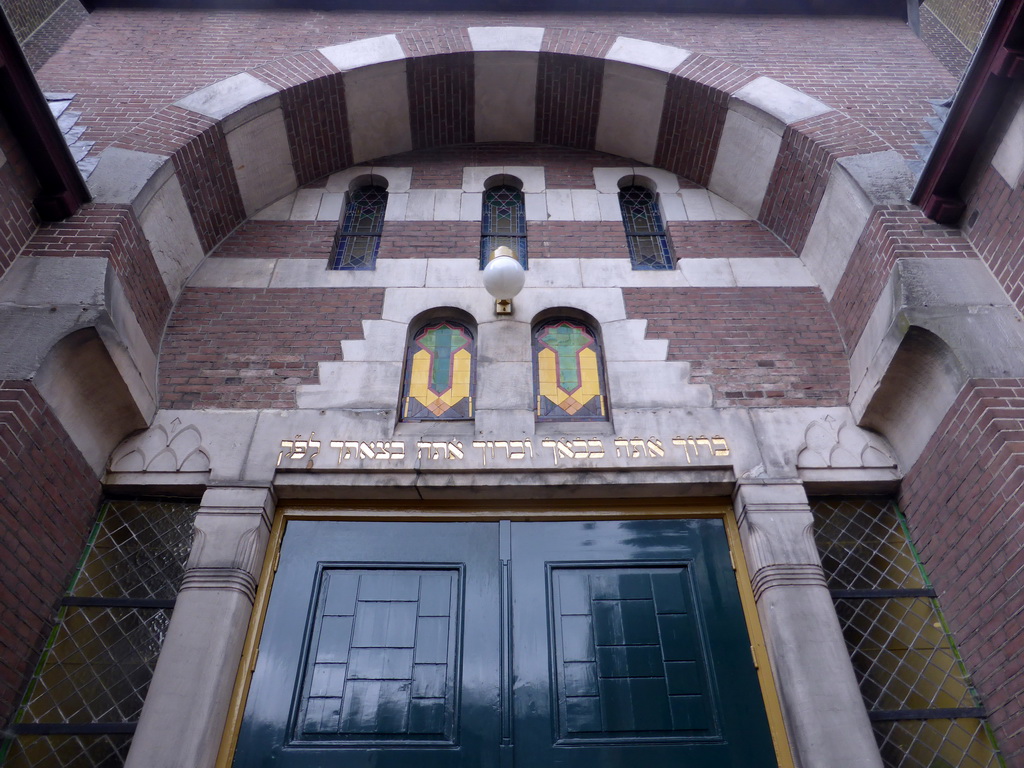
[419, 325, 469, 393]
[541, 323, 592, 391]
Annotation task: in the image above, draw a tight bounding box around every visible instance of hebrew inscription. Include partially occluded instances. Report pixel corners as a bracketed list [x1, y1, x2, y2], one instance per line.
[277, 434, 730, 470]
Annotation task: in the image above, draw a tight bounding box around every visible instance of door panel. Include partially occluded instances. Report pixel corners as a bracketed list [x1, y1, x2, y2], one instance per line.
[233, 518, 778, 768]
[232, 522, 501, 768]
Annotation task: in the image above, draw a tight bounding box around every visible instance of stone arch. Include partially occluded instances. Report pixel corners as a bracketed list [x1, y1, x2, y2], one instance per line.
[860, 326, 969, 471]
[88, 28, 905, 309]
[80, 27, 924, 428]
[34, 327, 148, 473]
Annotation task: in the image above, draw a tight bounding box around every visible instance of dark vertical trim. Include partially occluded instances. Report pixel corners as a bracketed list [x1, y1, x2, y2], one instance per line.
[0, 8, 90, 220]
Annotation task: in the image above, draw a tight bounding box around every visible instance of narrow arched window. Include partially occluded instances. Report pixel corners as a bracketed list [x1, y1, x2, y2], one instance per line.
[332, 183, 388, 270]
[533, 318, 608, 421]
[401, 320, 475, 421]
[619, 185, 672, 270]
[481, 184, 527, 269]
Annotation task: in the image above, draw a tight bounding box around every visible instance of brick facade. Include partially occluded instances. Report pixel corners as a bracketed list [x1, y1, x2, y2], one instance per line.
[22, 205, 171, 351]
[900, 378, 1024, 764]
[964, 162, 1024, 318]
[829, 207, 976, 352]
[0, 116, 40, 279]
[159, 287, 385, 409]
[624, 286, 848, 406]
[35, 12, 956, 162]
[0, 381, 101, 729]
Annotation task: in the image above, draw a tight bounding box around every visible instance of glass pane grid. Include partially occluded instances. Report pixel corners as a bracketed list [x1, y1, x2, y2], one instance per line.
[812, 498, 1005, 768]
[20, 607, 171, 724]
[3, 734, 133, 768]
[873, 718, 1002, 768]
[835, 598, 973, 711]
[812, 498, 926, 591]
[618, 186, 672, 270]
[5, 500, 198, 767]
[333, 185, 387, 270]
[73, 501, 196, 600]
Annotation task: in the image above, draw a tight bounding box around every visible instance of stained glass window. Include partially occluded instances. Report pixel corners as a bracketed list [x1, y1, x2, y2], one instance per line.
[481, 185, 527, 269]
[619, 185, 672, 270]
[811, 498, 1004, 768]
[533, 319, 608, 421]
[401, 321, 475, 421]
[1, 499, 198, 768]
[332, 184, 388, 270]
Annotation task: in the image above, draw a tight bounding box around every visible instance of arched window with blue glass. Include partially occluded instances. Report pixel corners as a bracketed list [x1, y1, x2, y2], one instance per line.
[533, 316, 608, 421]
[481, 177, 527, 269]
[401, 318, 475, 421]
[618, 181, 673, 270]
[332, 178, 388, 270]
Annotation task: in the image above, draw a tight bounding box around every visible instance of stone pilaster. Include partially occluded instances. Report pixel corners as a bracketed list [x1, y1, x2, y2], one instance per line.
[734, 480, 882, 768]
[125, 486, 275, 768]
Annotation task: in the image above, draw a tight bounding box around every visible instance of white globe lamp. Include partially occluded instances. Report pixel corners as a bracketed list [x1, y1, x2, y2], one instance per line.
[482, 246, 526, 315]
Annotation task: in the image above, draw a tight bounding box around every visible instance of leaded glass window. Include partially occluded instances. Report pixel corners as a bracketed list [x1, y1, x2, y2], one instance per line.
[1, 499, 198, 768]
[401, 321, 475, 421]
[811, 498, 1005, 768]
[332, 184, 388, 270]
[619, 185, 672, 270]
[533, 318, 608, 421]
[481, 185, 527, 268]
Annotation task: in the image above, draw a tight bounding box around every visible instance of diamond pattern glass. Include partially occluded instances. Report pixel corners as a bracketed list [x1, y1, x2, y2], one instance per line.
[812, 497, 924, 592]
[333, 185, 388, 270]
[811, 498, 1004, 768]
[872, 718, 1003, 768]
[481, 185, 527, 268]
[834, 598, 973, 712]
[618, 186, 672, 270]
[3, 500, 198, 768]
[19, 607, 172, 724]
[4, 734, 133, 768]
[73, 500, 197, 600]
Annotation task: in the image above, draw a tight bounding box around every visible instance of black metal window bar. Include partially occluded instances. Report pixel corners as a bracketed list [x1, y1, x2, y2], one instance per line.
[618, 185, 673, 270]
[480, 185, 527, 269]
[1, 499, 198, 767]
[811, 497, 1005, 768]
[332, 184, 388, 270]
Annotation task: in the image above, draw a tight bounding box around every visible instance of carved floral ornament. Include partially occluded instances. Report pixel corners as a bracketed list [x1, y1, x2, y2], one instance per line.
[796, 416, 896, 469]
[109, 418, 211, 473]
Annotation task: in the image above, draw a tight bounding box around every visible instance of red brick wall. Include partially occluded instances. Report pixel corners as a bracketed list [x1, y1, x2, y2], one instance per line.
[209, 217, 788, 263]
[900, 378, 1024, 763]
[35, 12, 955, 162]
[0, 380, 101, 729]
[964, 163, 1024, 318]
[23, 205, 172, 351]
[159, 287, 385, 409]
[829, 207, 976, 352]
[0, 116, 40, 279]
[623, 286, 848, 406]
[760, 111, 889, 255]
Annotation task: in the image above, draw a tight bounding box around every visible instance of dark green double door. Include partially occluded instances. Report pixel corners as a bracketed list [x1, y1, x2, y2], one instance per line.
[234, 519, 779, 767]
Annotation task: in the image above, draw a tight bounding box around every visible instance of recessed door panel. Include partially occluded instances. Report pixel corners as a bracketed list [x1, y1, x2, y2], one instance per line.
[232, 522, 501, 768]
[232, 518, 778, 768]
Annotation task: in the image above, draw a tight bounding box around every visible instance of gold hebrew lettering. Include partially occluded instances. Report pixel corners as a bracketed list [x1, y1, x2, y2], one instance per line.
[629, 438, 646, 458]
[389, 441, 405, 460]
[472, 440, 491, 465]
[417, 441, 433, 460]
[712, 436, 730, 456]
[572, 439, 590, 458]
[358, 442, 375, 460]
[448, 441, 465, 460]
[613, 438, 630, 458]
[541, 439, 560, 465]
[672, 437, 693, 464]
[646, 438, 664, 458]
[587, 438, 605, 459]
[276, 439, 294, 467]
